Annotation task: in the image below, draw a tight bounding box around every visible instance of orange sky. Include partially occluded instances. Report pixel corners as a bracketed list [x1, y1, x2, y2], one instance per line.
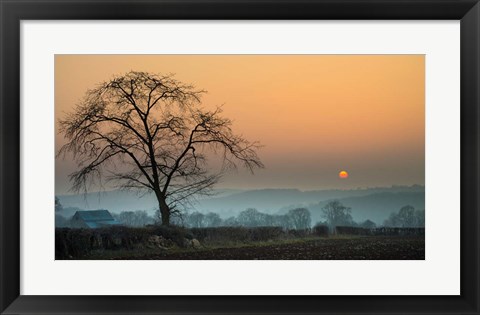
[55, 55, 424, 193]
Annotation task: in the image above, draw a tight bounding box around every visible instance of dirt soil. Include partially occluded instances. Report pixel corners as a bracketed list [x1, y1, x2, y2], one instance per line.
[107, 236, 425, 260]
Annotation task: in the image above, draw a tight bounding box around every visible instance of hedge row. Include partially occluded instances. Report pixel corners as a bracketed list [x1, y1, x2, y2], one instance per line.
[335, 226, 425, 236]
[55, 225, 193, 259]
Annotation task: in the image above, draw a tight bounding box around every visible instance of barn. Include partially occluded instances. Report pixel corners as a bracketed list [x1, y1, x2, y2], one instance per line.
[70, 210, 122, 228]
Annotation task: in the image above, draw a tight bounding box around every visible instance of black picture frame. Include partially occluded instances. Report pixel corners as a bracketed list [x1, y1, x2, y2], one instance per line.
[1, 0, 479, 314]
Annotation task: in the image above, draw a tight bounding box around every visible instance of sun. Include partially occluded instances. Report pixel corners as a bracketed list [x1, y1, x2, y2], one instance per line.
[339, 170, 349, 179]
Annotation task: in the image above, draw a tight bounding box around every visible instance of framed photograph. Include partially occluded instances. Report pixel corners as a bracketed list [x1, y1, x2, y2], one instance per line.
[1, 0, 479, 314]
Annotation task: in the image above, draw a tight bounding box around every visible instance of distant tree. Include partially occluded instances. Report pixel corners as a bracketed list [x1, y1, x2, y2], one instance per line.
[114, 211, 132, 226]
[58, 71, 263, 226]
[136, 210, 153, 226]
[383, 212, 400, 227]
[414, 209, 425, 227]
[321, 200, 353, 230]
[169, 213, 186, 226]
[55, 197, 63, 212]
[262, 214, 274, 226]
[204, 212, 223, 227]
[223, 216, 239, 226]
[287, 208, 311, 229]
[259, 213, 286, 228]
[154, 209, 184, 226]
[383, 205, 420, 227]
[115, 210, 154, 227]
[237, 208, 267, 227]
[186, 212, 206, 228]
[398, 205, 416, 227]
[255, 214, 291, 229]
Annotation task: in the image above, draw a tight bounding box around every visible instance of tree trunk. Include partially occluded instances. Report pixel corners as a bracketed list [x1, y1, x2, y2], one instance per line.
[156, 193, 171, 226]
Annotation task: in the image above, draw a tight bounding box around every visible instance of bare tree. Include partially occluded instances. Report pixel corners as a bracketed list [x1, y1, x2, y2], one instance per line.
[186, 212, 206, 228]
[397, 205, 416, 227]
[321, 200, 353, 231]
[414, 209, 425, 227]
[237, 208, 267, 227]
[114, 210, 154, 227]
[58, 71, 264, 226]
[287, 208, 311, 229]
[383, 205, 420, 227]
[223, 216, 239, 226]
[204, 212, 223, 227]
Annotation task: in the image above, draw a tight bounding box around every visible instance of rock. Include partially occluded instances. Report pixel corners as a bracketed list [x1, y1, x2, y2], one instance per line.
[183, 238, 191, 248]
[148, 235, 173, 249]
[182, 238, 202, 249]
[191, 239, 202, 249]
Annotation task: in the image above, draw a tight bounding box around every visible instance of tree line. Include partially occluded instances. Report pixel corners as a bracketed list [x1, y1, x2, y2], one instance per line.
[175, 207, 312, 229]
[56, 196, 424, 230]
[109, 201, 425, 230]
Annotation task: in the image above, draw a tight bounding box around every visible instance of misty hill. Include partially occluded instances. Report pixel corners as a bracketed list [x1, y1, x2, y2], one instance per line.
[193, 186, 423, 218]
[57, 186, 424, 223]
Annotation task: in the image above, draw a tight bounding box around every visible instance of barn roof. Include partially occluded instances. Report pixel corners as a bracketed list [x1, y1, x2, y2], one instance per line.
[75, 209, 114, 221]
[73, 210, 122, 228]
